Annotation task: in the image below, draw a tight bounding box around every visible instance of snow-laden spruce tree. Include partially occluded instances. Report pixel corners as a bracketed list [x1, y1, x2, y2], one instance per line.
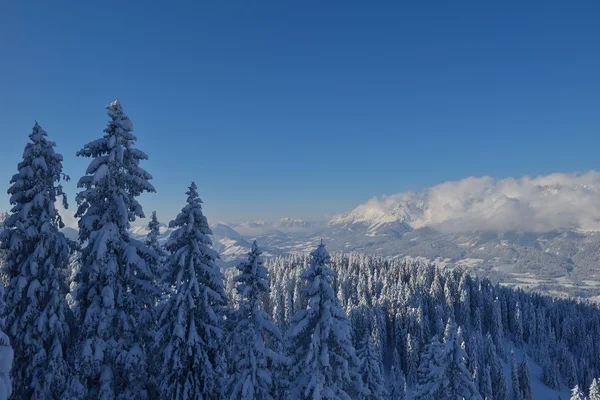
[413, 335, 445, 399]
[156, 182, 228, 399]
[388, 348, 406, 400]
[144, 213, 168, 400]
[145, 211, 168, 285]
[286, 241, 362, 400]
[570, 385, 586, 400]
[510, 350, 522, 400]
[226, 241, 282, 400]
[480, 366, 493, 400]
[357, 332, 387, 400]
[590, 378, 600, 400]
[0, 123, 72, 399]
[483, 334, 507, 400]
[518, 354, 533, 400]
[414, 321, 482, 400]
[542, 360, 560, 390]
[71, 99, 158, 399]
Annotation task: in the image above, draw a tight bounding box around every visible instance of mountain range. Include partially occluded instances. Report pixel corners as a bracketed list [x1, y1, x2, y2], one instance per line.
[128, 175, 600, 302]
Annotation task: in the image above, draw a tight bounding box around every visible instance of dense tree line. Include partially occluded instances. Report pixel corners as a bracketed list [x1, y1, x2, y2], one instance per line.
[1, 99, 600, 399]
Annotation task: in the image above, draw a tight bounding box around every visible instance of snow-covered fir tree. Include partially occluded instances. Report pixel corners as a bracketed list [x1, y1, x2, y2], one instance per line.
[483, 334, 508, 400]
[519, 354, 533, 400]
[356, 332, 387, 400]
[71, 99, 158, 399]
[286, 241, 362, 400]
[542, 360, 561, 390]
[570, 385, 586, 400]
[226, 241, 282, 400]
[144, 212, 168, 400]
[156, 182, 228, 399]
[145, 211, 168, 285]
[388, 348, 406, 400]
[0, 123, 72, 399]
[481, 366, 493, 400]
[511, 350, 522, 400]
[414, 320, 482, 400]
[590, 378, 600, 400]
[413, 335, 445, 399]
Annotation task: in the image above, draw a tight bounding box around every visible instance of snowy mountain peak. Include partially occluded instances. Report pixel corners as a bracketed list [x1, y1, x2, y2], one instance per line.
[329, 172, 600, 233]
[329, 193, 425, 231]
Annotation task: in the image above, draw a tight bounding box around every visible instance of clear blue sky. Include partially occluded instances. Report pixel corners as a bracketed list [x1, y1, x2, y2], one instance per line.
[1, 1, 599, 223]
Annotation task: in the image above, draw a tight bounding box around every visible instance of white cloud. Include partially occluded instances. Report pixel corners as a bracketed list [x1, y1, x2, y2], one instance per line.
[335, 171, 600, 233]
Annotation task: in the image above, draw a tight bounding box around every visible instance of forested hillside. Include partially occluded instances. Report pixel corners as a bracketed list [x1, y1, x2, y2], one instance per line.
[223, 252, 600, 399]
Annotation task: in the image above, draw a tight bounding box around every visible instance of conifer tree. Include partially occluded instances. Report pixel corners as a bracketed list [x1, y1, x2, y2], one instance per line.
[511, 350, 523, 400]
[481, 366, 493, 400]
[71, 99, 157, 399]
[589, 378, 600, 400]
[226, 241, 282, 400]
[156, 182, 228, 399]
[518, 355, 533, 400]
[405, 332, 419, 385]
[0, 123, 72, 399]
[491, 299, 504, 355]
[145, 211, 168, 285]
[144, 213, 168, 400]
[444, 321, 482, 400]
[514, 302, 524, 346]
[286, 242, 362, 400]
[357, 333, 387, 400]
[413, 335, 445, 399]
[542, 361, 560, 390]
[414, 325, 482, 400]
[570, 385, 586, 400]
[388, 348, 406, 400]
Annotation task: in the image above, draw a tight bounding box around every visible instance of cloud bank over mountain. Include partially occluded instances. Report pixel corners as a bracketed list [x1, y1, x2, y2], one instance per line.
[333, 171, 600, 233]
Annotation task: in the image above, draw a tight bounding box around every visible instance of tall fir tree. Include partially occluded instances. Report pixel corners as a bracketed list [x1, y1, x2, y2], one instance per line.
[518, 354, 533, 400]
[226, 241, 282, 400]
[145, 211, 168, 285]
[286, 242, 362, 400]
[483, 335, 507, 400]
[144, 213, 168, 400]
[71, 100, 157, 399]
[388, 348, 406, 400]
[570, 385, 586, 400]
[542, 360, 560, 390]
[491, 298, 504, 355]
[589, 378, 600, 400]
[414, 322, 482, 400]
[480, 366, 493, 400]
[0, 123, 72, 399]
[356, 332, 388, 400]
[156, 182, 228, 399]
[413, 335, 445, 399]
[510, 350, 522, 400]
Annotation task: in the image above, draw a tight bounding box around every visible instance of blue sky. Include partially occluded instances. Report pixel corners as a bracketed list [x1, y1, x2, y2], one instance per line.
[1, 1, 599, 223]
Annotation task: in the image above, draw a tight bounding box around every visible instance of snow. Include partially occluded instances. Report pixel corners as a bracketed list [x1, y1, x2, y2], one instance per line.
[501, 342, 571, 400]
